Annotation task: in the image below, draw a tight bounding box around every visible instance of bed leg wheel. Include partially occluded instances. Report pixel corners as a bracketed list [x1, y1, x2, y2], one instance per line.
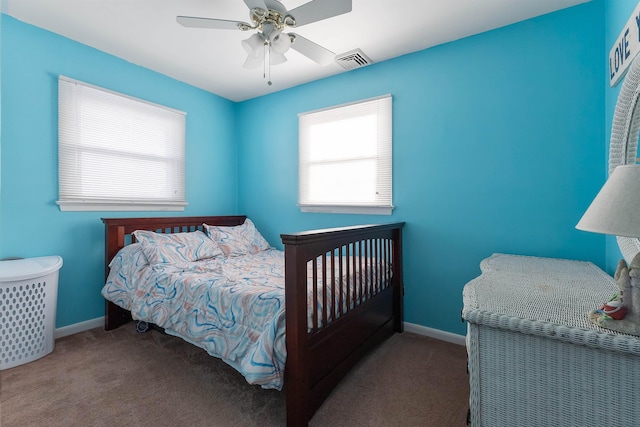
[136, 320, 149, 333]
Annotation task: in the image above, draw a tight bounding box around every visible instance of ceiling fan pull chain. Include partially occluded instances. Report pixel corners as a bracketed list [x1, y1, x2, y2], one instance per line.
[263, 42, 267, 80]
[267, 44, 272, 86]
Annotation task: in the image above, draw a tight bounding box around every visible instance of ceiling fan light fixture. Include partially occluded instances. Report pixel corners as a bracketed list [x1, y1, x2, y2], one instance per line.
[270, 50, 287, 65]
[243, 49, 265, 69]
[241, 33, 264, 55]
[271, 31, 292, 54]
[178, 0, 353, 80]
[261, 21, 278, 38]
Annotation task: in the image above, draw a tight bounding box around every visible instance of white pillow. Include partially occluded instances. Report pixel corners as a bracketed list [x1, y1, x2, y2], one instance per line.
[133, 230, 223, 265]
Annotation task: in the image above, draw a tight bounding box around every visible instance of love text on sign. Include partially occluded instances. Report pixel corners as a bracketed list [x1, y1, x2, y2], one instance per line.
[610, 2, 640, 87]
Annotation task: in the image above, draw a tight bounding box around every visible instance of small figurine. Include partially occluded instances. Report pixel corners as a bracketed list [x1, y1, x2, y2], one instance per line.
[595, 299, 627, 320]
[589, 254, 640, 336]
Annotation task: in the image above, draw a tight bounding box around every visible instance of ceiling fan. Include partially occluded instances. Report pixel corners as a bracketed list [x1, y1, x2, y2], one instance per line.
[177, 0, 352, 83]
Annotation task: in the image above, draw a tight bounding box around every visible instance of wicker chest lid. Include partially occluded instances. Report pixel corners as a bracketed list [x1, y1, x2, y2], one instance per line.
[462, 253, 640, 355]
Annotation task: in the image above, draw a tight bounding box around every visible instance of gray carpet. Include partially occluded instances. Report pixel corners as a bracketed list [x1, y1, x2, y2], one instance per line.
[0, 326, 469, 426]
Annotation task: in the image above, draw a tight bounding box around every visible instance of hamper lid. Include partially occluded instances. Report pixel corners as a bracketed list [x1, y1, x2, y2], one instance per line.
[0, 256, 63, 282]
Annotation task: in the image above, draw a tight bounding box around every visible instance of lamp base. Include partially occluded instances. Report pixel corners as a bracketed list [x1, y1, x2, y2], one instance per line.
[588, 311, 640, 337]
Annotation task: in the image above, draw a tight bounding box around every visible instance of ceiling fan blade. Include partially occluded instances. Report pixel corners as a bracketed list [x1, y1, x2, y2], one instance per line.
[287, 0, 352, 27]
[176, 16, 249, 30]
[289, 33, 335, 66]
[263, 0, 288, 15]
[244, 0, 268, 12]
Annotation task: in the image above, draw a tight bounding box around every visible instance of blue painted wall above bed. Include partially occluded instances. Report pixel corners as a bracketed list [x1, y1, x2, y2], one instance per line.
[0, 1, 610, 337]
[0, 15, 239, 328]
[236, 1, 605, 335]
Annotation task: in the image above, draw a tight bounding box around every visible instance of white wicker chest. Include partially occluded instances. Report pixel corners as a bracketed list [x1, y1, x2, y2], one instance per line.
[462, 253, 640, 427]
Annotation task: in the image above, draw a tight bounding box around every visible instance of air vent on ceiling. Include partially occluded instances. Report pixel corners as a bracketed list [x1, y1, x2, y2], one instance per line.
[335, 49, 373, 70]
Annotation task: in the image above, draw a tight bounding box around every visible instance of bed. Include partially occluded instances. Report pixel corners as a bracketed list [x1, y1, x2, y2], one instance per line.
[101, 215, 405, 426]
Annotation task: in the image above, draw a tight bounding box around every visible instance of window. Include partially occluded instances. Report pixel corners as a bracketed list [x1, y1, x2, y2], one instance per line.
[57, 76, 187, 211]
[298, 95, 392, 215]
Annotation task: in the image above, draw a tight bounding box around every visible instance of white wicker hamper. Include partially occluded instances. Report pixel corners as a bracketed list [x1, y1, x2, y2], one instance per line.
[462, 254, 640, 427]
[0, 256, 63, 370]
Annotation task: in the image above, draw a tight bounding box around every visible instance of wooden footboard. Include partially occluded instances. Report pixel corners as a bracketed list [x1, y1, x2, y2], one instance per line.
[101, 217, 404, 427]
[281, 223, 404, 426]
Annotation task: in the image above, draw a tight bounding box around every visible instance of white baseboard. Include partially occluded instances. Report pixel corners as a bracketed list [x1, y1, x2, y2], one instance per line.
[54, 316, 104, 339]
[404, 322, 466, 346]
[53, 317, 466, 347]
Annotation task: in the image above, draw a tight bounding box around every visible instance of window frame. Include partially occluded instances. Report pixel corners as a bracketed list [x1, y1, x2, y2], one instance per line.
[56, 76, 187, 212]
[298, 94, 393, 215]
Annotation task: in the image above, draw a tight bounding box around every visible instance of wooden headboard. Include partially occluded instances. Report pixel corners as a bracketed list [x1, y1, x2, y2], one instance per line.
[101, 215, 247, 329]
[102, 215, 247, 276]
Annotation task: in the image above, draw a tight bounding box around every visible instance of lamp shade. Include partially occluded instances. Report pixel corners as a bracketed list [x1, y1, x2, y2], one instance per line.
[576, 164, 640, 237]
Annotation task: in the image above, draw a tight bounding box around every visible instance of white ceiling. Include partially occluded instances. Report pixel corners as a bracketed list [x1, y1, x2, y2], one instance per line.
[3, 0, 589, 102]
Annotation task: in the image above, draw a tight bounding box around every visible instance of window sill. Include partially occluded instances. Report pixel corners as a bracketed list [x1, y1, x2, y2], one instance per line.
[56, 200, 187, 212]
[299, 205, 393, 215]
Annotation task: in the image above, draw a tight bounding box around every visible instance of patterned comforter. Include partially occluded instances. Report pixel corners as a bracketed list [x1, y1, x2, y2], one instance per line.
[102, 243, 390, 390]
[103, 245, 288, 390]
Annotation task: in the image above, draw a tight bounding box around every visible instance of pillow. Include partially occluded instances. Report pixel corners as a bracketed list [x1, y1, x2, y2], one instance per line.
[108, 242, 149, 272]
[203, 218, 270, 257]
[132, 229, 223, 265]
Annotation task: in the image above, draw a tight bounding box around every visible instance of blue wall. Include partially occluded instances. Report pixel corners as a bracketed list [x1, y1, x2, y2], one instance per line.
[0, 15, 239, 327]
[0, 1, 609, 336]
[237, 2, 605, 335]
[0, 16, 3, 243]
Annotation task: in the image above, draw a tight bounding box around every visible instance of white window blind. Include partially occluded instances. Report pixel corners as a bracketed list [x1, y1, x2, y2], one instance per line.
[57, 76, 187, 211]
[298, 95, 393, 215]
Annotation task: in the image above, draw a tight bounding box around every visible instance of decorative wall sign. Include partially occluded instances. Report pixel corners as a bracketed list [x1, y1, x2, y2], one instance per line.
[610, 1, 640, 87]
